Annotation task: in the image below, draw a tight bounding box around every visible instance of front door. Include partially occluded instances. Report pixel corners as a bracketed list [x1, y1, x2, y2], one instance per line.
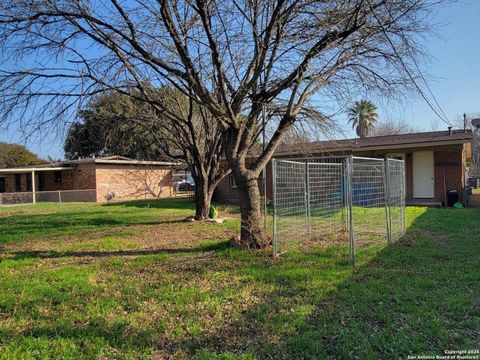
[413, 151, 434, 198]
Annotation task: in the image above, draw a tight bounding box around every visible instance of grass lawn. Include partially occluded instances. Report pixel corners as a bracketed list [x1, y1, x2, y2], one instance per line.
[0, 199, 479, 359]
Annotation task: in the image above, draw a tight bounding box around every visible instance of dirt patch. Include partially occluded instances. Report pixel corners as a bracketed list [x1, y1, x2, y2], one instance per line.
[398, 233, 417, 247]
[129, 222, 237, 250]
[420, 230, 450, 247]
[2, 215, 238, 254]
[468, 194, 480, 207]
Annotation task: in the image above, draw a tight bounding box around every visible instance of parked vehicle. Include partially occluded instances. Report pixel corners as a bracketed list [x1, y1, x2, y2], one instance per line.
[175, 177, 195, 192]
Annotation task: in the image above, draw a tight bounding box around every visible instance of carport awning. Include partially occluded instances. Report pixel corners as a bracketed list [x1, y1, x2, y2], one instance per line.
[0, 167, 72, 174]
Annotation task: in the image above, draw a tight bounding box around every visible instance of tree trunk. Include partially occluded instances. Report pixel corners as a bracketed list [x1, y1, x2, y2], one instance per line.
[235, 175, 270, 249]
[193, 175, 213, 220]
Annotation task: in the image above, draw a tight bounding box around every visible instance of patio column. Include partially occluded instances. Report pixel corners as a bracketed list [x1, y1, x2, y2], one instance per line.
[32, 170, 36, 204]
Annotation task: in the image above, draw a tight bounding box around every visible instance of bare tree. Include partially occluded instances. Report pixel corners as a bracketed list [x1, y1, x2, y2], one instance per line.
[372, 119, 417, 136]
[0, 0, 439, 248]
[161, 99, 229, 220]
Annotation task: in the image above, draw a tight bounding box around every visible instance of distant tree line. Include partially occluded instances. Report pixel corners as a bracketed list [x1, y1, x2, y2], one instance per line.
[64, 91, 166, 160]
[0, 143, 42, 168]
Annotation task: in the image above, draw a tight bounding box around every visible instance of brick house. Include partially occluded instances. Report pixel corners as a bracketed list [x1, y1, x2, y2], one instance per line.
[214, 129, 473, 206]
[0, 156, 178, 203]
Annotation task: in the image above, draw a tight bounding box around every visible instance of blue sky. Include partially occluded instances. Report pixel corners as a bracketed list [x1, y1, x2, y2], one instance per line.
[1, 1, 479, 159]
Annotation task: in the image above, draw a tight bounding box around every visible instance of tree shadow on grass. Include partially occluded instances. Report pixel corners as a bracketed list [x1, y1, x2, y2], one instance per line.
[0, 212, 125, 243]
[0, 322, 161, 358]
[0, 210, 191, 245]
[104, 198, 195, 210]
[242, 208, 480, 358]
[4, 241, 230, 261]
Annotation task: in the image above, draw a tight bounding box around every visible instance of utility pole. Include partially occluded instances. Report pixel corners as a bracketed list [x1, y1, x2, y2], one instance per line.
[471, 118, 480, 177]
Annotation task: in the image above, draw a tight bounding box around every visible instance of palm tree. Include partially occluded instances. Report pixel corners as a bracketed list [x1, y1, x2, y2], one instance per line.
[348, 100, 378, 138]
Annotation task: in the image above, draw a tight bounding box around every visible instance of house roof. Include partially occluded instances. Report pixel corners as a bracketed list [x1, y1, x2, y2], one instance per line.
[269, 129, 473, 157]
[0, 156, 183, 173]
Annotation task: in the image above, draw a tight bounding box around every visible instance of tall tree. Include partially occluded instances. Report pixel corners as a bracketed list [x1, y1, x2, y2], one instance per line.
[348, 100, 378, 138]
[0, 0, 439, 248]
[0, 143, 42, 168]
[64, 91, 167, 160]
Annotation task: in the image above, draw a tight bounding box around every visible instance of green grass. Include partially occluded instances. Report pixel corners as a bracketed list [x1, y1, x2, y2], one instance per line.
[0, 200, 479, 359]
[0, 199, 195, 244]
[473, 188, 480, 194]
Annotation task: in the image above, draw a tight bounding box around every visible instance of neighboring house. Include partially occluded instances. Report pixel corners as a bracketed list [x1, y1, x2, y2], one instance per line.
[0, 156, 179, 203]
[214, 128, 473, 206]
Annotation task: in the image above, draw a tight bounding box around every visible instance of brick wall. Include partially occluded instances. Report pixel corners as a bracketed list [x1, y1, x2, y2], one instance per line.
[3, 174, 18, 192]
[433, 149, 463, 203]
[0, 163, 173, 203]
[2, 173, 33, 192]
[94, 164, 173, 202]
[71, 163, 97, 190]
[38, 170, 74, 191]
[213, 162, 272, 204]
[1, 170, 82, 193]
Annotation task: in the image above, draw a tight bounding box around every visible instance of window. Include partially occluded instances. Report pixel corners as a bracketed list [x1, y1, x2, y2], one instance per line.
[15, 174, 21, 191]
[38, 172, 45, 191]
[387, 153, 406, 161]
[26, 174, 32, 191]
[229, 173, 237, 189]
[0, 177, 5, 193]
[54, 171, 62, 183]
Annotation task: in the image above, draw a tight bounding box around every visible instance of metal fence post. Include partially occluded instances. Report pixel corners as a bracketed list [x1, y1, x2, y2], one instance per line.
[347, 155, 355, 266]
[383, 159, 392, 244]
[272, 159, 277, 258]
[402, 161, 407, 236]
[341, 160, 347, 231]
[305, 160, 311, 241]
[31, 170, 36, 204]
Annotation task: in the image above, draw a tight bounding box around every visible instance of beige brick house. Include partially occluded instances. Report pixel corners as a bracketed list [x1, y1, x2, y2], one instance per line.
[0, 156, 178, 203]
[214, 129, 473, 206]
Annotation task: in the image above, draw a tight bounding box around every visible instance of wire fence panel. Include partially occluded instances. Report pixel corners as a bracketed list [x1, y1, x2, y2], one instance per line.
[0, 189, 97, 205]
[350, 157, 388, 248]
[387, 159, 406, 241]
[273, 156, 406, 262]
[35, 189, 97, 202]
[308, 161, 347, 246]
[273, 160, 307, 254]
[0, 192, 34, 205]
